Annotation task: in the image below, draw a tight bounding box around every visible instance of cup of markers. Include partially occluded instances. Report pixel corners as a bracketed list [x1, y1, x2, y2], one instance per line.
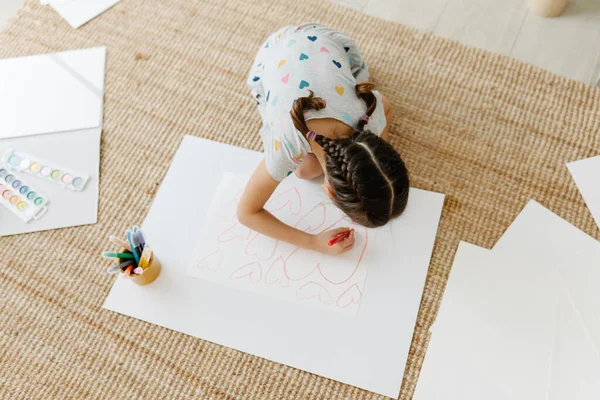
[102, 226, 161, 285]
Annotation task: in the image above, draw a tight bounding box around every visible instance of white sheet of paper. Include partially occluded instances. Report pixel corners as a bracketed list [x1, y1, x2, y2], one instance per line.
[0, 47, 105, 139]
[103, 136, 445, 398]
[0, 47, 104, 236]
[549, 286, 600, 400]
[49, 0, 121, 28]
[187, 172, 374, 316]
[413, 241, 558, 400]
[494, 200, 600, 355]
[568, 155, 600, 230]
[0, 128, 101, 236]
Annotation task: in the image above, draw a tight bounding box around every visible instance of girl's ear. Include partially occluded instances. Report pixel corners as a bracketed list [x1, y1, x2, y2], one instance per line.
[321, 183, 335, 199]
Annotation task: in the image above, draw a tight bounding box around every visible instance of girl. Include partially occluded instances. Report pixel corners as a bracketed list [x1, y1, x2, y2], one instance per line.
[238, 24, 410, 255]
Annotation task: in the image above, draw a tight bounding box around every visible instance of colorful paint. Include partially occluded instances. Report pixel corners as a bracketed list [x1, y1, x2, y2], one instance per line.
[2, 149, 89, 191]
[0, 165, 48, 223]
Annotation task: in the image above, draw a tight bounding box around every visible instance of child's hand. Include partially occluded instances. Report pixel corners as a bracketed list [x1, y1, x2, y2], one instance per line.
[310, 227, 355, 255]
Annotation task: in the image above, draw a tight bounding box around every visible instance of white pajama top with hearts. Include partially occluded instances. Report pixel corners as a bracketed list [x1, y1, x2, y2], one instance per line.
[247, 23, 387, 182]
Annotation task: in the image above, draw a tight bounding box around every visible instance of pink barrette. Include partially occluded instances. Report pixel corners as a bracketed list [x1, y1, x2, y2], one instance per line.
[359, 114, 369, 123]
[306, 130, 317, 140]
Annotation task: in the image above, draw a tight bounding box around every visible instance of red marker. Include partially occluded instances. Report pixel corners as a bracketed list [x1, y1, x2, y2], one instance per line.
[328, 229, 354, 246]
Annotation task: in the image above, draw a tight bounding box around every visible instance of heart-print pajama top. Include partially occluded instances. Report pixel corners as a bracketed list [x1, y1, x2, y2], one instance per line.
[247, 23, 387, 182]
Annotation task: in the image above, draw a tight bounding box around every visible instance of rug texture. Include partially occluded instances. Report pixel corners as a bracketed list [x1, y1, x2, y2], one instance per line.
[1, 1, 599, 399]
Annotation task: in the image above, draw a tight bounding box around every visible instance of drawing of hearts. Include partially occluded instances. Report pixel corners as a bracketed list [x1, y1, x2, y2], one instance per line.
[336, 284, 362, 308]
[299, 53, 309, 61]
[278, 60, 286, 69]
[281, 73, 290, 83]
[283, 247, 318, 281]
[320, 46, 329, 53]
[265, 187, 302, 215]
[229, 262, 262, 284]
[196, 249, 223, 271]
[217, 222, 252, 243]
[299, 80, 310, 89]
[307, 35, 317, 42]
[295, 202, 345, 234]
[332, 60, 341, 69]
[296, 282, 332, 305]
[265, 257, 290, 288]
[334, 86, 344, 96]
[294, 203, 327, 233]
[245, 233, 279, 262]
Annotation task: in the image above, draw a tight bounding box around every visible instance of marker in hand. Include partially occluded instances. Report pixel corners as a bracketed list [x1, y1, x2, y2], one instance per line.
[328, 229, 354, 246]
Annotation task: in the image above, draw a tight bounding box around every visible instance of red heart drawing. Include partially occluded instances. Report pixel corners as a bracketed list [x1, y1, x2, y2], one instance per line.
[245, 233, 279, 262]
[265, 257, 290, 288]
[336, 284, 362, 308]
[229, 262, 262, 284]
[217, 222, 252, 243]
[283, 247, 318, 281]
[296, 281, 332, 305]
[196, 249, 223, 271]
[294, 203, 327, 233]
[317, 225, 368, 285]
[265, 187, 302, 215]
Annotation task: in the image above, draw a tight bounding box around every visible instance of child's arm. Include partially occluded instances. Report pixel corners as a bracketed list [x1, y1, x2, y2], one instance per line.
[237, 161, 355, 255]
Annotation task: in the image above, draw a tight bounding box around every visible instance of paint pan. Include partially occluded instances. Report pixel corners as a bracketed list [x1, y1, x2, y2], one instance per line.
[0, 165, 48, 222]
[2, 148, 90, 192]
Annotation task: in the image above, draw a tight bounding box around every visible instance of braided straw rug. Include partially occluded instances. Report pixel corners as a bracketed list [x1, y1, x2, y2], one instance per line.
[1, 1, 599, 399]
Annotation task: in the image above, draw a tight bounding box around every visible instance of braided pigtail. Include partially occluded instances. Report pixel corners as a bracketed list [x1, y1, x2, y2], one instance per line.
[290, 90, 326, 137]
[355, 82, 377, 131]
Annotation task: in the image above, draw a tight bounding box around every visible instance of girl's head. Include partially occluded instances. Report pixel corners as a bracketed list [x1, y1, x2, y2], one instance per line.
[290, 83, 410, 228]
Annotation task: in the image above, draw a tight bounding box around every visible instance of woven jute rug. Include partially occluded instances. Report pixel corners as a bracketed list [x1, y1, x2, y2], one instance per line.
[1, 1, 599, 399]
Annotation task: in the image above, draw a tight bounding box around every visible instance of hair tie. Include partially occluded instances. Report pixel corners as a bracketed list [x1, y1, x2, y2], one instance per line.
[359, 114, 369, 123]
[306, 130, 317, 141]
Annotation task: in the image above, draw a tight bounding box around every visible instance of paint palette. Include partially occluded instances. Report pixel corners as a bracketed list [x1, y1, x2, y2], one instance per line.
[2, 148, 90, 192]
[0, 165, 48, 223]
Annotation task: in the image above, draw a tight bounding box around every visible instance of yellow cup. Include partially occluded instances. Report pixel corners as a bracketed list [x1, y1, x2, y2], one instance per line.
[119, 247, 161, 286]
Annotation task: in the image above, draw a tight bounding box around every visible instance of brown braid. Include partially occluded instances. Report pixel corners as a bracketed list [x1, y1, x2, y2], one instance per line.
[355, 82, 377, 131]
[289, 83, 409, 227]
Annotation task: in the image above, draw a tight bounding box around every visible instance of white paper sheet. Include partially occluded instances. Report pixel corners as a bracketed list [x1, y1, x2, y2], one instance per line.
[104, 136, 445, 398]
[494, 200, 600, 355]
[414, 241, 558, 400]
[188, 172, 373, 316]
[549, 286, 600, 400]
[0, 47, 105, 140]
[49, 0, 121, 28]
[0, 128, 101, 236]
[568, 155, 600, 230]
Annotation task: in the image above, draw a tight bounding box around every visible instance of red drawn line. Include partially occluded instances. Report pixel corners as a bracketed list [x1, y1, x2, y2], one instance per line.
[229, 262, 262, 284]
[296, 281, 332, 305]
[217, 222, 252, 243]
[294, 202, 327, 233]
[265, 257, 290, 288]
[196, 249, 223, 271]
[336, 283, 363, 308]
[317, 227, 368, 286]
[265, 186, 302, 215]
[245, 233, 279, 262]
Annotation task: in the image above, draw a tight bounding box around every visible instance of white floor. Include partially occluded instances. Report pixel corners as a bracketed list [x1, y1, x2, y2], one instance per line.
[342, 0, 600, 86]
[1, 0, 599, 85]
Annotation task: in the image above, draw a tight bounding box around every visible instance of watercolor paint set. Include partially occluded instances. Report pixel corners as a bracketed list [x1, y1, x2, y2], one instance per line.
[2, 148, 90, 192]
[0, 166, 48, 222]
[0, 148, 90, 224]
